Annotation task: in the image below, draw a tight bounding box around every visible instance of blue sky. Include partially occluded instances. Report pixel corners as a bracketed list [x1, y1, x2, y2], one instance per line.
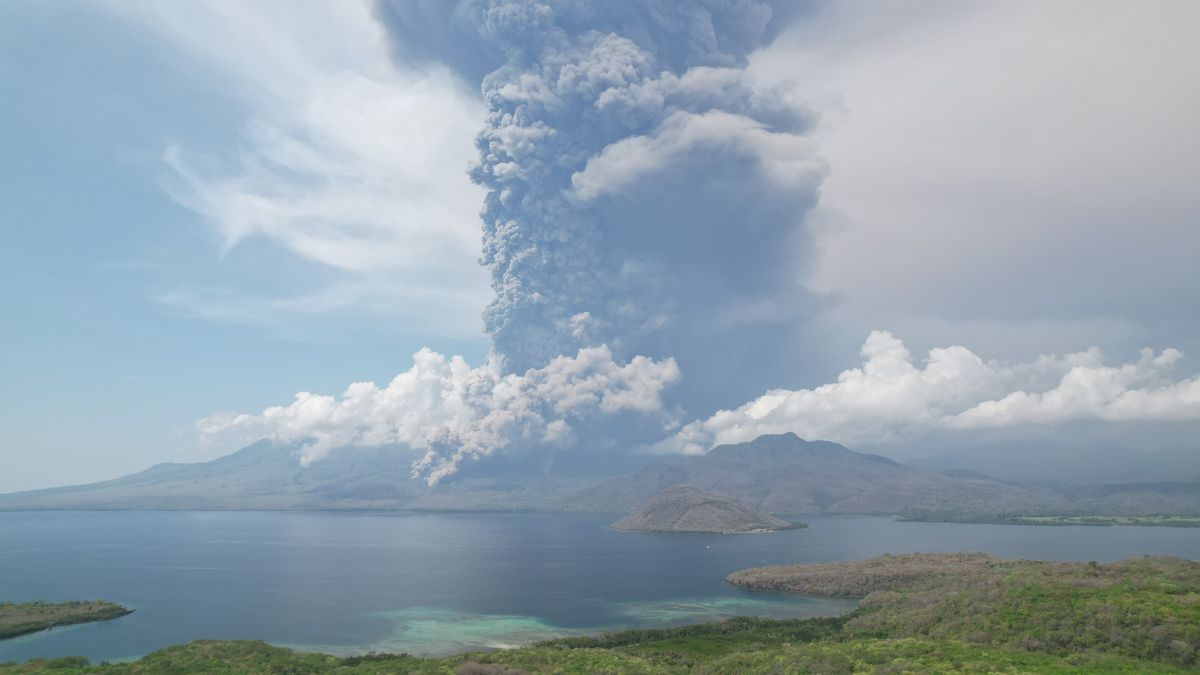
[3, 1, 1198, 491]
[0, 3, 491, 489]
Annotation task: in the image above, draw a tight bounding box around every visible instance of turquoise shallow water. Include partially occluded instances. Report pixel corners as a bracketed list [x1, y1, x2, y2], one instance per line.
[294, 594, 854, 657]
[1, 511, 1198, 662]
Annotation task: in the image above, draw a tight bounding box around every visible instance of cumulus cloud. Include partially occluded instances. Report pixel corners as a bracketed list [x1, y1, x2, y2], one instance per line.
[952, 348, 1200, 429]
[198, 345, 680, 485]
[662, 331, 1200, 454]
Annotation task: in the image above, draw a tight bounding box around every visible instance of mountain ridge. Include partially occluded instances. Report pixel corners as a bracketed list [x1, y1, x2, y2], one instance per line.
[561, 433, 1060, 515]
[2, 432, 1196, 517]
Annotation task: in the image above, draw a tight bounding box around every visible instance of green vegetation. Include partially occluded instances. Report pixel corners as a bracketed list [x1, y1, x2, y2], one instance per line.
[729, 553, 1200, 670]
[900, 514, 1200, 527]
[0, 621, 1168, 674]
[4, 554, 1197, 673]
[0, 601, 132, 641]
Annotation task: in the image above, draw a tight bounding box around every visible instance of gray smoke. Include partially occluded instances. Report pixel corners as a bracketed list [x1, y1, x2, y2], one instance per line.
[377, 0, 826, 412]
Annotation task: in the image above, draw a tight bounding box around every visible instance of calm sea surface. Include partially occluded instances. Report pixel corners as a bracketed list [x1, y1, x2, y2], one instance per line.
[2, 511, 1199, 662]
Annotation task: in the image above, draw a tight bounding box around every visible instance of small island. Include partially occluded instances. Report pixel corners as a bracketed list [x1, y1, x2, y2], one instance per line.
[611, 485, 802, 533]
[0, 601, 132, 641]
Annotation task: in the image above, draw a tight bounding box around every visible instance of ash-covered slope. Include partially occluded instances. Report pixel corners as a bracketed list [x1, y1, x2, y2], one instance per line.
[564, 433, 1062, 516]
[611, 485, 795, 533]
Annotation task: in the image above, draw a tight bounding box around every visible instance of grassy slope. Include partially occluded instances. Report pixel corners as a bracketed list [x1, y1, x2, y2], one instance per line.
[0, 602, 132, 641]
[729, 553, 1200, 669]
[4, 554, 1197, 673]
[1, 624, 1165, 674]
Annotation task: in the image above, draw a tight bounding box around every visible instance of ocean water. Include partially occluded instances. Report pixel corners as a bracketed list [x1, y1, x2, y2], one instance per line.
[2, 510, 1199, 663]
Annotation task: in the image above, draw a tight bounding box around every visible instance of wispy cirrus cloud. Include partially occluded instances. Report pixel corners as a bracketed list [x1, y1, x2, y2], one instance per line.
[101, 0, 490, 334]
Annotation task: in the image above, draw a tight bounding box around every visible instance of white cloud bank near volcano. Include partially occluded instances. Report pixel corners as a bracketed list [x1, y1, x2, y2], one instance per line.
[202, 330, 1199, 481]
[661, 331, 1200, 455]
[198, 346, 680, 485]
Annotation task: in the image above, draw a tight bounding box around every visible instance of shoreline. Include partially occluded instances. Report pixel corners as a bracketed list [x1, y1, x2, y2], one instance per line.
[0, 602, 132, 642]
[5, 553, 1197, 672]
[897, 514, 1200, 528]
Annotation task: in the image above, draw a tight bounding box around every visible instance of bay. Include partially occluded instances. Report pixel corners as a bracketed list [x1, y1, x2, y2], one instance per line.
[2, 511, 1198, 663]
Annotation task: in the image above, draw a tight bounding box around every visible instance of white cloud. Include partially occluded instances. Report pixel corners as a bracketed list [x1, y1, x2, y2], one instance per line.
[952, 348, 1200, 428]
[155, 278, 485, 336]
[750, 0, 1200, 355]
[570, 109, 822, 201]
[661, 331, 1200, 454]
[99, 0, 490, 332]
[198, 345, 680, 485]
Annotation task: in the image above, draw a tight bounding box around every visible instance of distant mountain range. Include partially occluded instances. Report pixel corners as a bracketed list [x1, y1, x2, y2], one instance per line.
[907, 441, 1200, 487]
[559, 433, 1061, 516]
[0, 441, 583, 512]
[1, 433, 1196, 517]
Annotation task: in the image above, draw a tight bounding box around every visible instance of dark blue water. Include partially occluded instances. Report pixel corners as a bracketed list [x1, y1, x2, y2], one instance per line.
[2, 511, 1198, 663]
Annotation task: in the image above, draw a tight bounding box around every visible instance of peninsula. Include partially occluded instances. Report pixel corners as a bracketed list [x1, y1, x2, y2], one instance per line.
[0, 601, 132, 641]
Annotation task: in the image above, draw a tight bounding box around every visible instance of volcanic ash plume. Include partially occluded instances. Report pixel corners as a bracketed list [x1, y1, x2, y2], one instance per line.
[382, 0, 826, 409]
[198, 1, 828, 482]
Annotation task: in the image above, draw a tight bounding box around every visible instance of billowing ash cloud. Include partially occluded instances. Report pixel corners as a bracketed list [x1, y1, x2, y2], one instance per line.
[193, 1, 822, 483]
[188, 4, 1200, 480]
[377, 0, 826, 410]
[662, 331, 1200, 454]
[199, 345, 679, 484]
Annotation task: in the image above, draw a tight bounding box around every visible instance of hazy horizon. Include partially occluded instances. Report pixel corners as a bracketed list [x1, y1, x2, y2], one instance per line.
[3, 0, 1198, 493]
